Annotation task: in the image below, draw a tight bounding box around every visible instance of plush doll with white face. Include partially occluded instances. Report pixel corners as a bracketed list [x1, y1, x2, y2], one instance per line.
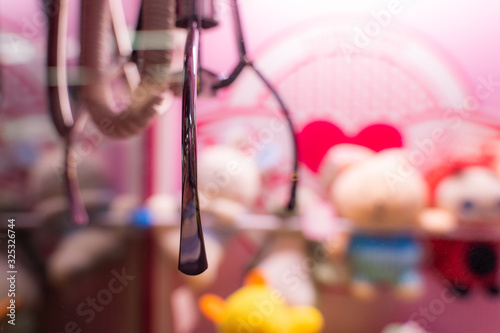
[425, 159, 500, 297]
[197, 145, 262, 224]
[321, 145, 428, 300]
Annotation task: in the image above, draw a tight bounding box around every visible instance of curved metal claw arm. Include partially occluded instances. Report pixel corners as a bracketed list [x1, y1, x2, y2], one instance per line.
[47, 0, 88, 225]
[63, 134, 89, 225]
[178, 20, 208, 275]
[212, 0, 298, 212]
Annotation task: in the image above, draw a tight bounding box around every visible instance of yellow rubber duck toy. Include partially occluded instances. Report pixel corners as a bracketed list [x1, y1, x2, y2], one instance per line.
[199, 270, 324, 333]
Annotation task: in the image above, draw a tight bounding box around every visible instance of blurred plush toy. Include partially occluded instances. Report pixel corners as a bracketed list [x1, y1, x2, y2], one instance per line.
[252, 144, 393, 305]
[245, 168, 329, 306]
[424, 156, 500, 296]
[321, 145, 428, 300]
[199, 270, 324, 333]
[29, 149, 127, 286]
[46, 227, 126, 285]
[194, 144, 261, 284]
[253, 230, 320, 307]
[197, 145, 262, 224]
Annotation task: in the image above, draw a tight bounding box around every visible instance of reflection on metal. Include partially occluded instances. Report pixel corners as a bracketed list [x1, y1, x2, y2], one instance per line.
[176, 0, 299, 275]
[179, 19, 208, 275]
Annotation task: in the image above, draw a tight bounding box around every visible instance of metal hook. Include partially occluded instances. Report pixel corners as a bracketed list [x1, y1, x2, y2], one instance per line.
[47, 0, 88, 225]
[178, 16, 208, 275]
[177, 0, 298, 275]
[212, 0, 298, 212]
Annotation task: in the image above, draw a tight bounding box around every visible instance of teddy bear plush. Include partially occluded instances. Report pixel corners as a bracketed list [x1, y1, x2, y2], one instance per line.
[320, 144, 428, 300]
[199, 270, 324, 333]
[424, 156, 500, 297]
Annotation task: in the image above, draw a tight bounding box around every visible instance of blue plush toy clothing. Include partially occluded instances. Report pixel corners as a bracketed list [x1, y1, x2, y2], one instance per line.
[348, 233, 423, 286]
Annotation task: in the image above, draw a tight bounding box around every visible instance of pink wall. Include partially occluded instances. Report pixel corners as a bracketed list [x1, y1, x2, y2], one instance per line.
[3, 1, 500, 332]
[201, 0, 500, 114]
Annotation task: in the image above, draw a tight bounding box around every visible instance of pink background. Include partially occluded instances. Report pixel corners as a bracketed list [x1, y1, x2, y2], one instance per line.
[2, 0, 500, 332]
